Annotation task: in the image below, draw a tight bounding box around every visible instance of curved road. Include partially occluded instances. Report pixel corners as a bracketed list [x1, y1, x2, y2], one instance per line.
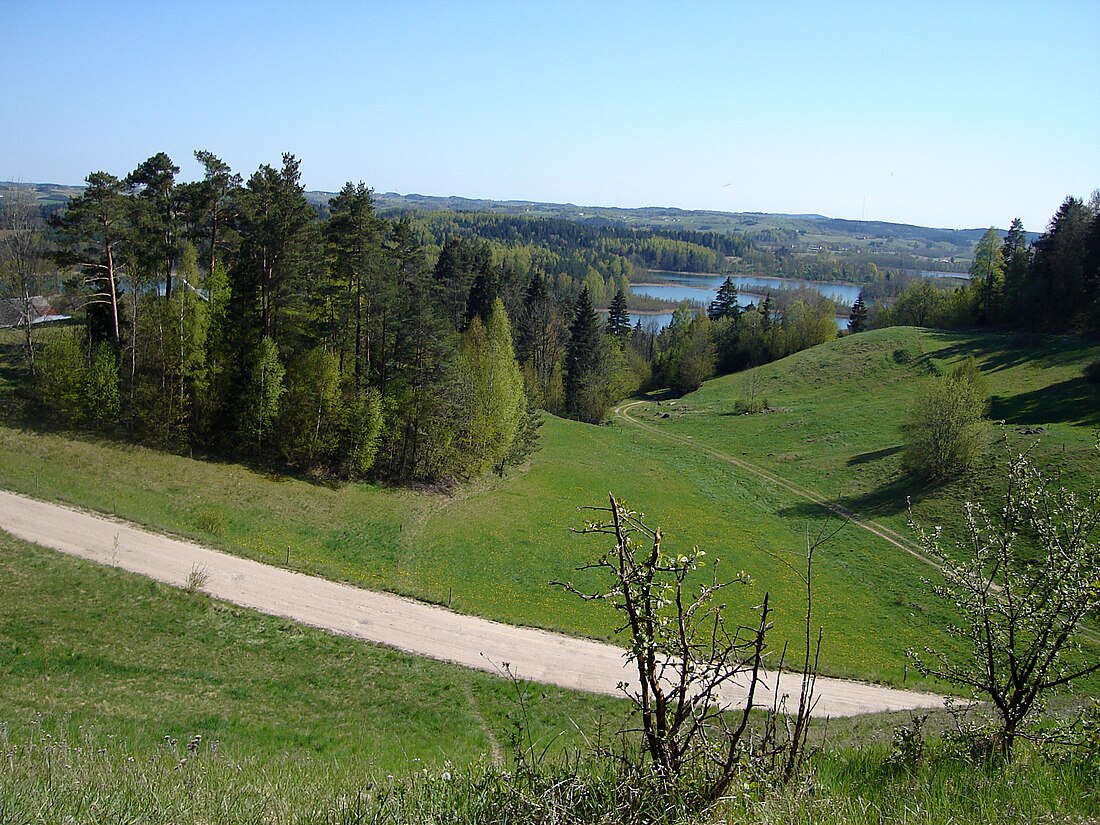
[0, 489, 944, 717]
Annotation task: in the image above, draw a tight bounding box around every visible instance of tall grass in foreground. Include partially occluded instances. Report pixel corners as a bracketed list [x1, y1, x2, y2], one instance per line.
[2, 721, 1096, 824]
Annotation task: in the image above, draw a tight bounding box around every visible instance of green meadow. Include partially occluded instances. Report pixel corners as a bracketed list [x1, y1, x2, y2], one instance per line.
[3, 327, 1099, 685]
[0, 531, 629, 772]
[2, 326, 1099, 822]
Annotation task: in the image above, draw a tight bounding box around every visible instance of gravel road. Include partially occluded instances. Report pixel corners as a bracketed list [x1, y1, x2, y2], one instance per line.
[0, 489, 945, 717]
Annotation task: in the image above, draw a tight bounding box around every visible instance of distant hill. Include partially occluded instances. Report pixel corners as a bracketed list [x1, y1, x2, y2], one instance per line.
[4, 180, 1026, 260]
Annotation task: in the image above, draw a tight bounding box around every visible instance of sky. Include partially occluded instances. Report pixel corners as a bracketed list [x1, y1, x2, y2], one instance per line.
[4, 0, 1098, 230]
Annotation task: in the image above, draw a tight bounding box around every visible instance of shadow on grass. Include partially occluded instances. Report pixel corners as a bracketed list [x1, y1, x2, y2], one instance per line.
[779, 472, 941, 521]
[990, 377, 1100, 428]
[847, 446, 903, 466]
[0, 398, 350, 492]
[922, 332, 1099, 376]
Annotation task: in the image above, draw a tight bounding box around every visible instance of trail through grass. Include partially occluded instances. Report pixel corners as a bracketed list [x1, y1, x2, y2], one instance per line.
[2, 326, 1098, 685]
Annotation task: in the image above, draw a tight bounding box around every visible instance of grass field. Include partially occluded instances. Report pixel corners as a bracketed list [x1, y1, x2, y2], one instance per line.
[3, 327, 1099, 686]
[2, 538, 1095, 824]
[0, 531, 629, 772]
[640, 327, 1100, 549]
[3, 326, 1100, 822]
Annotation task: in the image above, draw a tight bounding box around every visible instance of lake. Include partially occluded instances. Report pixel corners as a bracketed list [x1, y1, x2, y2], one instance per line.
[627, 271, 859, 331]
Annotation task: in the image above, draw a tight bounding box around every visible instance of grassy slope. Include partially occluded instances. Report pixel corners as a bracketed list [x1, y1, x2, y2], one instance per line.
[1, 327, 1097, 686]
[0, 531, 628, 773]
[3, 542, 1093, 825]
[648, 327, 1100, 548]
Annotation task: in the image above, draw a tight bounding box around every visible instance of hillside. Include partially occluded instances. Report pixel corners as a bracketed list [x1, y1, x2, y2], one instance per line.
[366, 192, 993, 260]
[2, 325, 1099, 822]
[2, 180, 992, 261]
[3, 326, 1098, 687]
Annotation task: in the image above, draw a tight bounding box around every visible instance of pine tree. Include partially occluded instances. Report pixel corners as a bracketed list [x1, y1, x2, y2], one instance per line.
[708, 277, 741, 321]
[126, 152, 180, 298]
[606, 287, 631, 337]
[1029, 197, 1093, 330]
[848, 292, 869, 333]
[49, 171, 129, 345]
[465, 251, 500, 328]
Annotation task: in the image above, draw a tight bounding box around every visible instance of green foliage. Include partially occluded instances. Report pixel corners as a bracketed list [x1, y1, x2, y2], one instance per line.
[339, 385, 384, 476]
[36, 332, 122, 432]
[606, 287, 631, 337]
[5, 327, 1100, 685]
[908, 448, 1100, 756]
[969, 227, 1006, 324]
[661, 312, 715, 395]
[902, 366, 988, 481]
[276, 346, 344, 471]
[241, 336, 285, 455]
[82, 342, 121, 428]
[847, 292, 869, 333]
[707, 276, 740, 321]
[33, 327, 85, 423]
[564, 287, 608, 423]
[454, 300, 527, 476]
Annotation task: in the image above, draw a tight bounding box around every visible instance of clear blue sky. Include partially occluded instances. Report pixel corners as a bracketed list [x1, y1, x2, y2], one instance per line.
[5, 0, 1098, 230]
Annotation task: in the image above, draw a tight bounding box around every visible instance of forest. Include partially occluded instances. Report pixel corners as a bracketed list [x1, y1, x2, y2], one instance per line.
[2, 150, 1097, 485]
[0, 151, 844, 483]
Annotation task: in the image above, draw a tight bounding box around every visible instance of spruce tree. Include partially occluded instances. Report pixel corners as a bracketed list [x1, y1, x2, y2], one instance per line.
[708, 277, 741, 321]
[465, 254, 500, 328]
[565, 286, 605, 422]
[606, 287, 631, 337]
[848, 292, 869, 333]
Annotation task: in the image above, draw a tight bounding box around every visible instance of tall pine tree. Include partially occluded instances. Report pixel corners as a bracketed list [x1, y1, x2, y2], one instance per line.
[848, 292, 869, 333]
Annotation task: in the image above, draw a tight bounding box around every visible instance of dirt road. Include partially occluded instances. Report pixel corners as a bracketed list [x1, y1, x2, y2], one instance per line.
[0, 489, 944, 717]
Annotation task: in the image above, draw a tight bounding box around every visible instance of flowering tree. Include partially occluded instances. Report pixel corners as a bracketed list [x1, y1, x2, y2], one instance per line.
[908, 447, 1100, 757]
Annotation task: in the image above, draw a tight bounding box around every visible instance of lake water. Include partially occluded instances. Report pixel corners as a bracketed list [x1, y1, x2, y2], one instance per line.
[628, 271, 858, 331]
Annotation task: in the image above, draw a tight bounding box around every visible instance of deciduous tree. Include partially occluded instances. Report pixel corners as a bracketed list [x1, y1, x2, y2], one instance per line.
[0, 188, 48, 371]
[909, 447, 1100, 757]
[902, 359, 988, 480]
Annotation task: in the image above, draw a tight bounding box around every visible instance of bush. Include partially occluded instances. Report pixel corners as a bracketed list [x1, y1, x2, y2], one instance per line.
[902, 363, 988, 480]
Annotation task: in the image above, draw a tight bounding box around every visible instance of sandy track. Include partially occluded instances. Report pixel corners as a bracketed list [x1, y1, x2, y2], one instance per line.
[614, 401, 939, 568]
[0, 489, 944, 717]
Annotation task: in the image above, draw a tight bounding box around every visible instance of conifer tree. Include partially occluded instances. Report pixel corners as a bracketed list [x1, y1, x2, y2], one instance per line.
[606, 287, 632, 337]
[465, 254, 500, 328]
[1000, 218, 1031, 323]
[708, 276, 741, 321]
[565, 286, 606, 422]
[50, 171, 129, 345]
[126, 152, 180, 298]
[848, 292, 869, 333]
[191, 150, 242, 277]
